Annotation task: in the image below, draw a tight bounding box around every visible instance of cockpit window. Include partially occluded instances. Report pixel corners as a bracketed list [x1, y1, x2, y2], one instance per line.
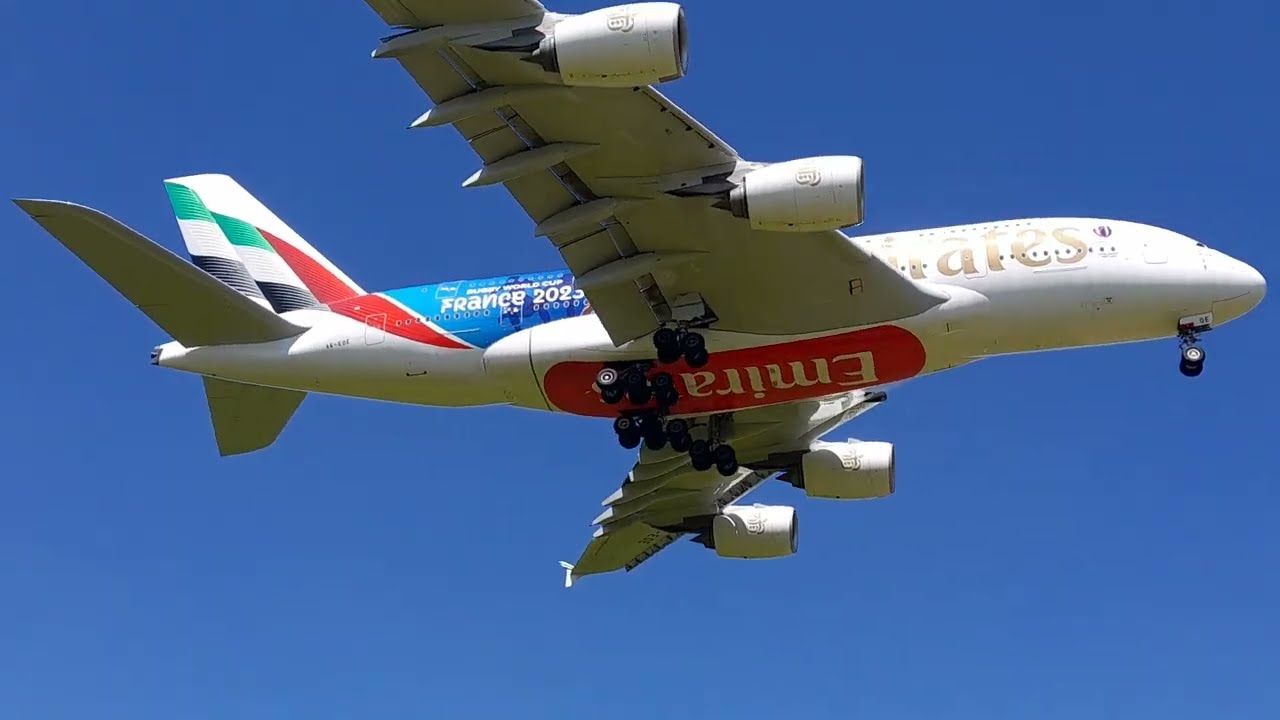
[1196, 242, 1207, 247]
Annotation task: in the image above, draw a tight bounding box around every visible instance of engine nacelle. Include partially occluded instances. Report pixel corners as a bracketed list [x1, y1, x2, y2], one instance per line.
[727, 156, 865, 231]
[711, 504, 798, 559]
[534, 3, 688, 88]
[797, 440, 895, 500]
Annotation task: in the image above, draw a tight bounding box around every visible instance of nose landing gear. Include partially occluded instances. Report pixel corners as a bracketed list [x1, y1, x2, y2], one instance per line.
[1176, 314, 1210, 377]
[1180, 342, 1205, 377]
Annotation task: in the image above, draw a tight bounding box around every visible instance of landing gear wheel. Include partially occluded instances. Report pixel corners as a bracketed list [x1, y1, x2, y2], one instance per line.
[712, 444, 738, 476]
[685, 348, 710, 369]
[596, 367, 620, 389]
[644, 432, 668, 451]
[651, 372, 679, 408]
[601, 386, 624, 404]
[681, 331, 705, 354]
[613, 416, 635, 435]
[618, 430, 641, 449]
[626, 384, 653, 405]
[658, 347, 683, 365]
[1179, 345, 1205, 377]
[689, 439, 713, 472]
[665, 418, 692, 452]
[623, 368, 647, 389]
[653, 327, 681, 365]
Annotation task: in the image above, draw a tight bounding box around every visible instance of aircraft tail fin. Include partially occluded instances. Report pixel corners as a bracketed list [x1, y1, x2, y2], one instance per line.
[163, 174, 365, 312]
[14, 198, 306, 347]
[203, 377, 306, 456]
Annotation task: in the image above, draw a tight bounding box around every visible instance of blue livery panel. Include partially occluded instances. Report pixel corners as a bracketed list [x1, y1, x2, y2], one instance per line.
[382, 269, 590, 349]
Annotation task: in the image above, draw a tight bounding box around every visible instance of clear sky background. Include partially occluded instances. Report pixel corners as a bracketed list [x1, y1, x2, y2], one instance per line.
[2, 1, 1277, 718]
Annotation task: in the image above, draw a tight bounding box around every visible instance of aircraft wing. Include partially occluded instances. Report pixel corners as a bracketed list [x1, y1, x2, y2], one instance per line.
[359, 1, 946, 345]
[562, 388, 888, 585]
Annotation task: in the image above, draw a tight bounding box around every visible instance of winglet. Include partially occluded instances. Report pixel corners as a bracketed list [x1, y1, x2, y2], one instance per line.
[558, 561, 576, 589]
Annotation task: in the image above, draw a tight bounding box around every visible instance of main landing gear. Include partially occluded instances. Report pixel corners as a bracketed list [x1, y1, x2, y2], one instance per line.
[653, 327, 709, 369]
[611, 412, 739, 477]
[595, 326, 711, 410]
[600, 324, 732, 474]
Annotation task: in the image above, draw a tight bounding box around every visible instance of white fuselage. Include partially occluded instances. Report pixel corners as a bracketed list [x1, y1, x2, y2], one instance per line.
[154, 218, 1266, 417]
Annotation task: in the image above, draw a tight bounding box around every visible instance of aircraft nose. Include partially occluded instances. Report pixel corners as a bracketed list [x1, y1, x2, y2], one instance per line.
[1211, 256, 1266, 322]
[1246, 262, 1266, 303]
[1230, 259, 1266, 303]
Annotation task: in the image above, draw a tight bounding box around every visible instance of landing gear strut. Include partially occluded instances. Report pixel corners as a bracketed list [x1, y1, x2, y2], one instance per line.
[1179, 341, 1205, 377]
[1177, 316, 1209, 378]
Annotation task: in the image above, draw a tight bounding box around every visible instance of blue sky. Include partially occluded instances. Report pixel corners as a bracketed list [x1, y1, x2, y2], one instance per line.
[2, 0, 1277, 717]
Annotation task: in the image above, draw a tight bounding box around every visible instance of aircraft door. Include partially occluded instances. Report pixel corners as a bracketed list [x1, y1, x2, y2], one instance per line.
[365, 313, 386, 345]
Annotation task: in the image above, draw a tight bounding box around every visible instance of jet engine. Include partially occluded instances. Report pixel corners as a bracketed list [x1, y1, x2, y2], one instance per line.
[725, 156, 865, 231]
[795, 440, 895, 500]
[532, 3, 688, 88]
[711, 504, 798, 559]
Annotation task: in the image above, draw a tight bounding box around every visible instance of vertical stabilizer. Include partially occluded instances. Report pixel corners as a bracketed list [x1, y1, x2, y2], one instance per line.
[164, 174, 365, 312]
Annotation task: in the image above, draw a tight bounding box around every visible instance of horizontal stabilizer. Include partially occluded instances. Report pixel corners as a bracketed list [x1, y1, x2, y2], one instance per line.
[14, 199, 306, 347]
[203, 378, 305, 456]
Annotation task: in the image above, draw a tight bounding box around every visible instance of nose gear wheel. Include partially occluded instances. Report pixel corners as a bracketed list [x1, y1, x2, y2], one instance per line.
[1177, 326, 1207, 378]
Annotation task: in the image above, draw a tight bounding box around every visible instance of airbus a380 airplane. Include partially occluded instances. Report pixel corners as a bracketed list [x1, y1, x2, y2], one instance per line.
[16, 1, 1265, 585]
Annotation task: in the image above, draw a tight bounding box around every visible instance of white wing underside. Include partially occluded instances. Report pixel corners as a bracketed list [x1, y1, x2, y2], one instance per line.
[360, 0, 945, 345]
[564, 388, 889, 584]
[357, 0, 914, 582]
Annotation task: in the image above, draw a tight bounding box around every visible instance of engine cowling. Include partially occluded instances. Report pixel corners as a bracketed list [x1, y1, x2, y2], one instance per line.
[798, 441, 895, 500]
[711, 504, 798, 559]
[533, 3, 688, 88]
[727, 156, 865, 231]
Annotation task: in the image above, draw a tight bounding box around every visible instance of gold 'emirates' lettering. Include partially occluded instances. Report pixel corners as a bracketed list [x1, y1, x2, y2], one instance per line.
[880, 225, 1093, 277]
[681, 352, 879, 400]
[1013, 229, 1051, 267]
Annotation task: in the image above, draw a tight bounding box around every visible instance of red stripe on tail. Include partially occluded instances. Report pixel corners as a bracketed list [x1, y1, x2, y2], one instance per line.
[258, 227, 360, 304]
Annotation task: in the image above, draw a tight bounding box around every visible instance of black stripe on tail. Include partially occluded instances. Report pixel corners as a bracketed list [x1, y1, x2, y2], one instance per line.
[191, 255, 267, 299]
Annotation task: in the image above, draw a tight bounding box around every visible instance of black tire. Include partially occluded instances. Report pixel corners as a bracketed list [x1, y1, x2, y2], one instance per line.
[657, 346, 683, 365]
[715, 458, 740, 477]
[656, 387, 679, 408]
[666, 418, 689, 437]
[644, 432, 668, 451]
[713, 444, 737, 465]
[623, 368, 647, 388]
[596, 367, 620, 388]
[601, 386, 625, 404]
[681, 332, 705, 352]
[652, 372, 674, 390]
[613, 416, 634, 434]
[627, 384, 653, 405]
[691, 451, 714, 472]
[1180, 360, 1203, 377]
[653, 327, 678, 353]
[1182, 345, 1205, 364]
[618, 430, 642, 449]
[670, 433, 692, 453]
[686, 348, 710, 369]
